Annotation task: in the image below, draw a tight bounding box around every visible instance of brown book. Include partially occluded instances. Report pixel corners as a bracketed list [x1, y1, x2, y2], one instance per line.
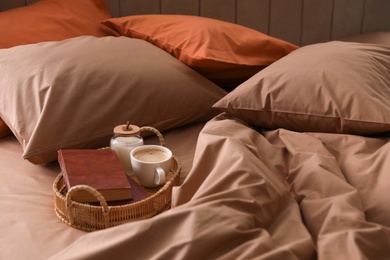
[58, 149, 133, 203]
[105, 176, 150, 206]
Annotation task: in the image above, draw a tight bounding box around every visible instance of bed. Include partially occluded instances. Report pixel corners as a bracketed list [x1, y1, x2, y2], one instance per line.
[1, 0, 390, 259]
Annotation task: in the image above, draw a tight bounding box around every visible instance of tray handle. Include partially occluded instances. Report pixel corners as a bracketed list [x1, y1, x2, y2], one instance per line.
[139, 126, 165, 146]
[65, 185, 110, 229]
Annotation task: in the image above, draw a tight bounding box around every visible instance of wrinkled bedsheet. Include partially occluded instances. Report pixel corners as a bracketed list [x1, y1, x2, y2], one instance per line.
[48, 113, 390, 260]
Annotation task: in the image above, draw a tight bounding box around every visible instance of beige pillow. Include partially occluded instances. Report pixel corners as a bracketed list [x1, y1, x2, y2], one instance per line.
[0, 36, 226, 164]
[341, 31, 390, 46]
[214, 41, 390, 135]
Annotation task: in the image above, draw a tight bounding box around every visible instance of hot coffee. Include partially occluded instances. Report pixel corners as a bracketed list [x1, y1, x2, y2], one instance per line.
[131, 145, 173, 187]
[133, 148, 169, 163]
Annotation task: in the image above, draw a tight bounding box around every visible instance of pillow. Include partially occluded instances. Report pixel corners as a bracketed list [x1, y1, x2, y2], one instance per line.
[0, 0, 116, 49]
[0, 36, 227, 164]
[213, 41, 390, 135]
[340, 31, 390, 46]
[102, 15, 298, 90]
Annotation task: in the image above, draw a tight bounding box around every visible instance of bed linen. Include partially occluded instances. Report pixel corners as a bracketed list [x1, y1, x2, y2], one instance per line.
[1, 35, 390, 260]
[2, 1, 390, 259]
[42, 113, 390, 259]
[44, 38, 390, 259]
[0, 122, 205, 260]
[2, 112, 390, 259]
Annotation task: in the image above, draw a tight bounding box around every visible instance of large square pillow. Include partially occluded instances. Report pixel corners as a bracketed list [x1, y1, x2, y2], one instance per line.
[213, 41, 390, 135]
[102, 15, 298, 90]
[0, 0, 117, 138]
[0, 0, 116, 49]
[0, 36, 227, 164]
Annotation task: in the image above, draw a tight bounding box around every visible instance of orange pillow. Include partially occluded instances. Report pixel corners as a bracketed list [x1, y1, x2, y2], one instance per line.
[102, 14, 298, 89]
[0, 118, 11, 138]
[0, 0, 116, 49]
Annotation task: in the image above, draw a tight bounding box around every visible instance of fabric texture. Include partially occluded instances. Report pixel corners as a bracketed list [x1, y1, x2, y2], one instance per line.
[102, 14, 298, 90]
[42, 113, 390, 259]
[0, 36, 226, 164]
[0, 0, 115, 49]
[214, 41, 390, 135]
[0, 122, 204, 259]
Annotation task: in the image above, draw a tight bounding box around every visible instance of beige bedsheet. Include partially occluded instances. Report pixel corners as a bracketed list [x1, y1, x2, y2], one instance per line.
[0, 122, 204, 260]
[2, 114, 390, 259]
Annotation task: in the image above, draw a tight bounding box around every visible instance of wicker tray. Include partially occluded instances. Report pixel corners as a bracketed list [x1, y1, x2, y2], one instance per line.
[53, 155, 181, 232]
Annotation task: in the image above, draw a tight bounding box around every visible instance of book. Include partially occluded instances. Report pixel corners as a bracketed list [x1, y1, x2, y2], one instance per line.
[105, 176, 150, 206]
[58, 149, 133, 203]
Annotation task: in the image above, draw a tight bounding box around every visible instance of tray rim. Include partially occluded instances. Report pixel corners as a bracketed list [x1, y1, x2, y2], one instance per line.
[53, 155, 181, 231]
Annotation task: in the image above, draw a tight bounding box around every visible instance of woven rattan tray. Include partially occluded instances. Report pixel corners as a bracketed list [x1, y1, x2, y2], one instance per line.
[53, 155, 181, 232]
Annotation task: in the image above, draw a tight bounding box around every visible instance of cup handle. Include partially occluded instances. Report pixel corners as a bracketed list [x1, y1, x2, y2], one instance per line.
[154, 167, 166, 186]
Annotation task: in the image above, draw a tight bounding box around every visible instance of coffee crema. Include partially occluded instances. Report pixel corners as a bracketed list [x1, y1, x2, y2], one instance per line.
[133, 148, 169, 162]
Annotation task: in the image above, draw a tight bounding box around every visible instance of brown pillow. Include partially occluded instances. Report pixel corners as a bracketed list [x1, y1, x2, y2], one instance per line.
[214, 41, 390, 135]
[0, 0, 115, 49]
[341, 31, 390, 46]
[102, 14, 298, 90]
[0, 36, 226, 164]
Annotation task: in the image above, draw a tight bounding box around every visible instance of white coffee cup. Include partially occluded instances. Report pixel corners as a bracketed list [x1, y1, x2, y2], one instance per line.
[130, 145, 172, 187]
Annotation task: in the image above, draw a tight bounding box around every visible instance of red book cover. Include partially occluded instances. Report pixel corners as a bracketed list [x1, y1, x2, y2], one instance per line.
[58, 149, 133, 203]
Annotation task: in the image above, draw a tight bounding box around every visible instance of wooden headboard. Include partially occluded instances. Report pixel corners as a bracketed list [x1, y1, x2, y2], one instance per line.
[1, 0, 389, 46]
